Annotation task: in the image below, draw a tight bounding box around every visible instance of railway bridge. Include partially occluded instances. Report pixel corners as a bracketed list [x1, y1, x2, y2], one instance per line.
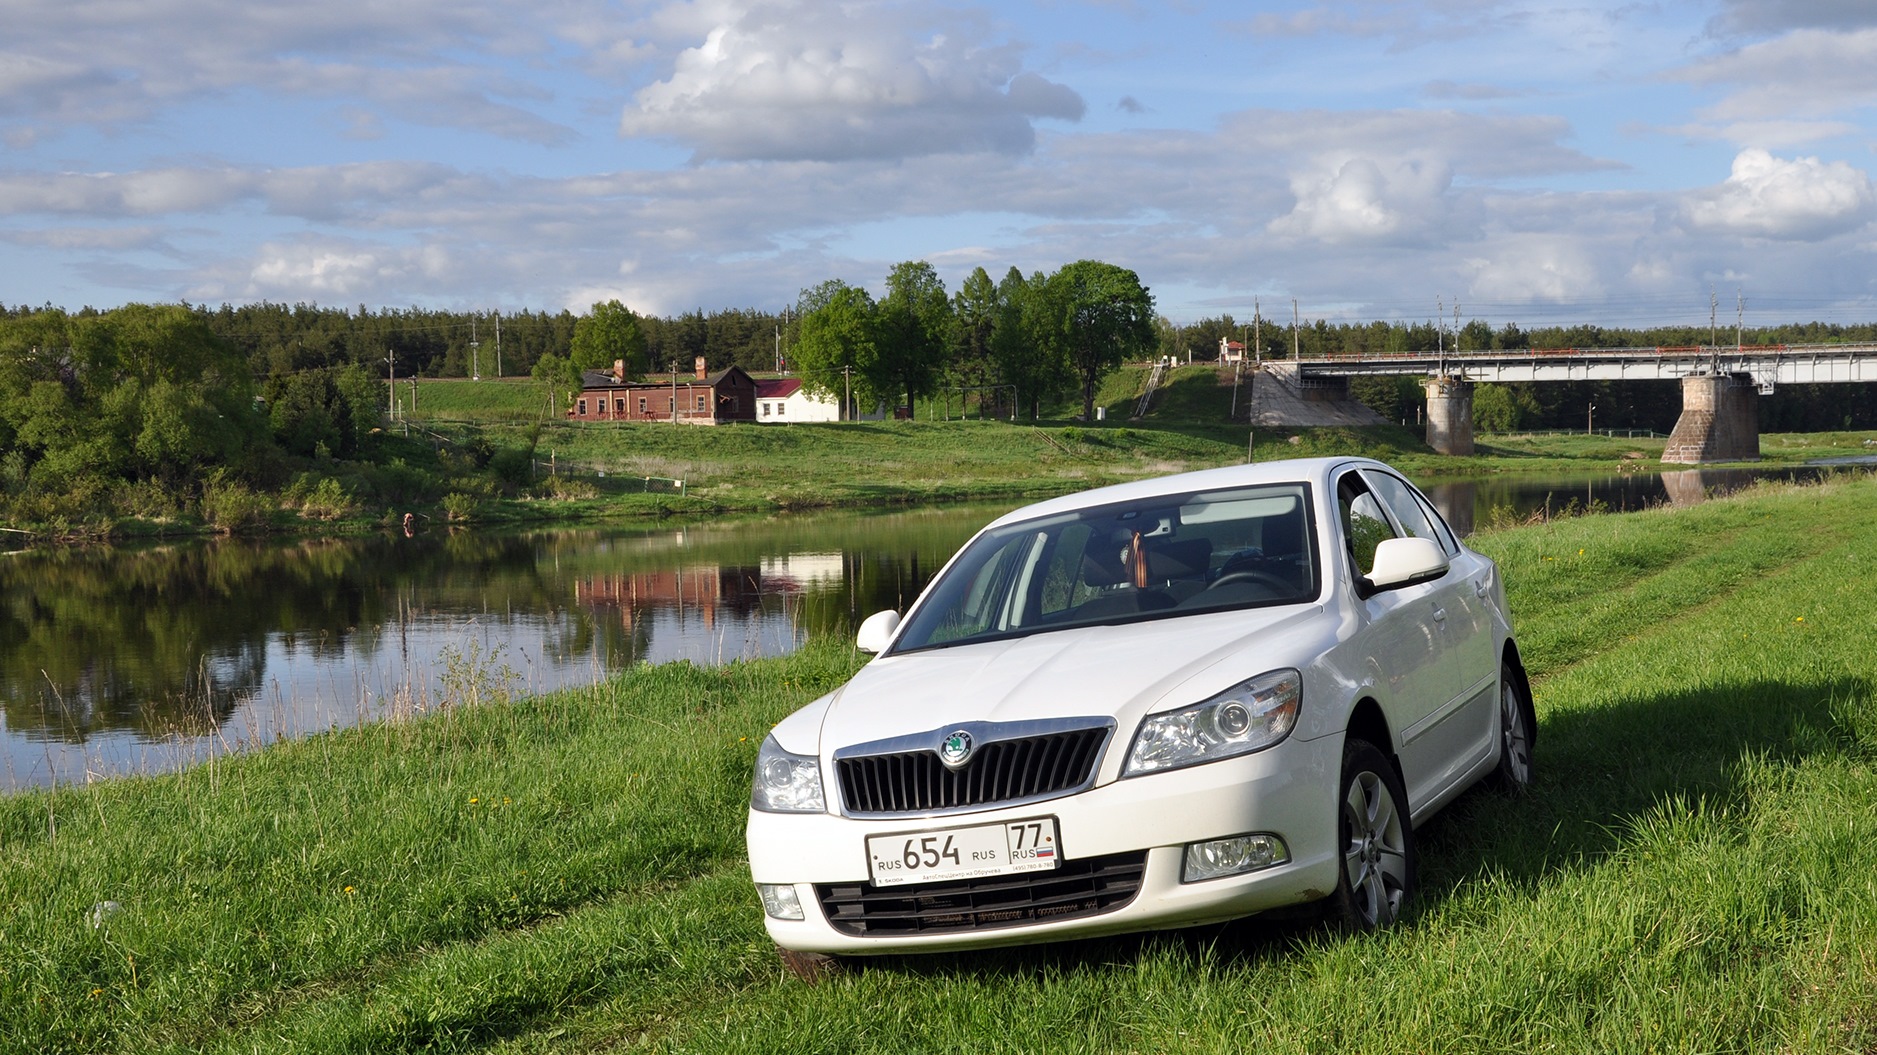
[1279, 343, 1877, 462]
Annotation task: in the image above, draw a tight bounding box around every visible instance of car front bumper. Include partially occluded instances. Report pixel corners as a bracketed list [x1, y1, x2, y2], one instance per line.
[746, 731, 1345, 955]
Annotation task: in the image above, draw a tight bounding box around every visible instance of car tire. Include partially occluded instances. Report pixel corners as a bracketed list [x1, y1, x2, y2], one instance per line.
[1488, 659, 1534, 794]
[1328, 737, 1414, 930]
[777, 945, 844, 983]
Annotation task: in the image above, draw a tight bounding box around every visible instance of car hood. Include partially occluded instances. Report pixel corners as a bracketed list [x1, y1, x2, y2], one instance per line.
[812, 604, 1331, 751]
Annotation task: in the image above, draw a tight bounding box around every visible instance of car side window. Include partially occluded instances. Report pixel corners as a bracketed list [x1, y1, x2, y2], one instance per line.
[1410, 491, 1461, 556]
[1364, 472, 1447, 552]
[1338, 475, 1397, 578]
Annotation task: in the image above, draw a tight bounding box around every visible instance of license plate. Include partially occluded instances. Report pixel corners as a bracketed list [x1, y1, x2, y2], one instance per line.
[866, 818, 1059, 887]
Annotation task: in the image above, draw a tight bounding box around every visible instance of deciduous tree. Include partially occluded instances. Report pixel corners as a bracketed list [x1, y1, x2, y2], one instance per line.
[874, 261, 953, 418]
[569, 300, 647, 378]
[1042, 260, 1156, 421]
[793, 282, 878, 419]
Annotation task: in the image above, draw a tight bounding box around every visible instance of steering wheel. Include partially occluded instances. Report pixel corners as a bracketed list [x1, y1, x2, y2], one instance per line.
[1205, 570, 1294, 595]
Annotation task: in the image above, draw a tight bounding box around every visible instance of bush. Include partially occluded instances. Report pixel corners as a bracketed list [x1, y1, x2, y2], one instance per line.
[291, 475, 357, 521]
[200, 471, 272, 534]
[442, 492, 478, 522]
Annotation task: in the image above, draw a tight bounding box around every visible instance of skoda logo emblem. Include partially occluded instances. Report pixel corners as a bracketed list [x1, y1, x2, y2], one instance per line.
[938, 730, 974, 770]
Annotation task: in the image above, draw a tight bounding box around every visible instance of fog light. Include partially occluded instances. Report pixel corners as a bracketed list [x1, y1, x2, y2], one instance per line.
[1182, 833, 1290, 883]
[757, 882, 805, 921]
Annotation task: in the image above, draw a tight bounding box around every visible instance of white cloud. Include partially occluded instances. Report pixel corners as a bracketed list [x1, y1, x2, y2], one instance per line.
[1459, 235, 1605, 304]
[1217, 109, 1613, 249]
[1681, 148, 1875, 240]
[1270, 155, 1455, 246]
[619, 1, 1084, 161]
[1675, 27, 1877, 127]
[0, 0, 583, 144]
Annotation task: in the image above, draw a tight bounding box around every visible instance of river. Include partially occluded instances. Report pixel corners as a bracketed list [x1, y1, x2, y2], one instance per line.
[2, 461, 1867, 789]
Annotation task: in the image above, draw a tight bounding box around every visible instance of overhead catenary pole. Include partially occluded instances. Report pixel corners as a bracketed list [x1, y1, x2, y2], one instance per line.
[1291, 299, 1299, 360]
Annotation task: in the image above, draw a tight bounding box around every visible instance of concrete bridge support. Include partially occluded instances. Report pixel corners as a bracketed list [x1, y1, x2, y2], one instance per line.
[1663, 373, 1760, 464]
[1423, 377, 1474, 456]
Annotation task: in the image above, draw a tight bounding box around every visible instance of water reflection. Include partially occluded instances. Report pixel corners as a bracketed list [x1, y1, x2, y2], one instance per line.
[0, 508, 994, 789]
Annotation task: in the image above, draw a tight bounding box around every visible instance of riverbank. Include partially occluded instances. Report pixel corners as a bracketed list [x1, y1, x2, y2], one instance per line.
[4, 473, 1875, 1053]
[15, 411, 1875, 547]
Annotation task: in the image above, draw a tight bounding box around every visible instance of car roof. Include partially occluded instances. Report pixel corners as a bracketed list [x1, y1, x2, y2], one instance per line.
[982, 456, 1385, 531]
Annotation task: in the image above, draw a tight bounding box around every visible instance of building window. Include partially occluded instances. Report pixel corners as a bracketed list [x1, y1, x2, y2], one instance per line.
[761, 402, 770, 417]
[577, 398, 587, 415]
[776, 402, 785, 417]
[614, 398, 625, 414]
[667, 397, 674, 413]
[638, 397, 647, 414]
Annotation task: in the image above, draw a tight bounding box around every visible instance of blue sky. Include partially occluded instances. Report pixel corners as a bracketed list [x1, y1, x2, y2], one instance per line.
[4, 0, 1876, 330]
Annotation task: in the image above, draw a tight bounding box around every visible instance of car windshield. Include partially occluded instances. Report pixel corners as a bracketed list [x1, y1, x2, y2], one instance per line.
[892, 482, 1319, 653]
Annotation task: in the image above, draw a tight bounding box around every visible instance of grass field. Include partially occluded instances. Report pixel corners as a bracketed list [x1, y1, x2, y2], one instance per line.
[4, 473, 1876, 1053]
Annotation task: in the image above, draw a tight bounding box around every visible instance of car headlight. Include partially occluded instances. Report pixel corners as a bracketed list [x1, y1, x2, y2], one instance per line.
[1124, 669, 1301, 776]
[751, 734, 826, 813]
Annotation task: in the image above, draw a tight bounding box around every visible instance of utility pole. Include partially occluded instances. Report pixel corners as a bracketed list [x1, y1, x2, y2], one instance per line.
[1291, 299, 1300, 360]
[495, 312, 503, 378]
[470, 316, 480, 381]
[1253, 297, 1261, 368]
[842, 363, 852, 421]
[1736, 290, 1745, 352]
[385, 350, 395, 419]
[1710, 289, 1719, 374]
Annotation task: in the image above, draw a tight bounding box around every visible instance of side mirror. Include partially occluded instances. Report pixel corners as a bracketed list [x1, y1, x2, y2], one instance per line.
[1365, 536, 1450, 592]
[855, 610, 902, 654]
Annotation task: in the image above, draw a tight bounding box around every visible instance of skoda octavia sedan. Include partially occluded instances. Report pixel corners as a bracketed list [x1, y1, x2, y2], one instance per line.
[747, 457, 1533, 977]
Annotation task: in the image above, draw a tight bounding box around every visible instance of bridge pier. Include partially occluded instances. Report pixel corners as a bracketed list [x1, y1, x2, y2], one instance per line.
[1663, 373, 1760, 464]
[1423, 376, 1474, 456]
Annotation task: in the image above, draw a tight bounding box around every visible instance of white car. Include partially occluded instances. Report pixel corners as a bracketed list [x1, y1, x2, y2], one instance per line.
[747, 457, 1533, 978]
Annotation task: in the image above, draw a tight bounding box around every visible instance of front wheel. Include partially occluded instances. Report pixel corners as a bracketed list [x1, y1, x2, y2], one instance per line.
[1328, 737, 1414, 930]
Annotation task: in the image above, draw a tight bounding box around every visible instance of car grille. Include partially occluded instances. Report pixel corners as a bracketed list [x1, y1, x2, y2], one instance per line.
[816, 851, 1148, 937]
[835, 726, 1109, 815]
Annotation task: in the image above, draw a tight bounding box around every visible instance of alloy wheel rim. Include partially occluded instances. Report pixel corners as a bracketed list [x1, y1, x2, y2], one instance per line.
[1342, 770, 1407, 926]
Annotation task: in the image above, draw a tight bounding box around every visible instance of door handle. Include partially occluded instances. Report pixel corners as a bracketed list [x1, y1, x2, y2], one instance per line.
[1431, 605, 1447, 623]
[1474, 579, 1489, 597]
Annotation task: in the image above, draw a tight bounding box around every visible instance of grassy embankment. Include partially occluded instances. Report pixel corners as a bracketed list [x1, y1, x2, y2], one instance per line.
[5, 473, 1877, 1053]
[408, 366, 1877, 525]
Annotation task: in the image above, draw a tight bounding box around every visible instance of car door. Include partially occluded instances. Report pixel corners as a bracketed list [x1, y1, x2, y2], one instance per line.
[1360, 468, 1497, 798]
[1336, 469, 1455, 807]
